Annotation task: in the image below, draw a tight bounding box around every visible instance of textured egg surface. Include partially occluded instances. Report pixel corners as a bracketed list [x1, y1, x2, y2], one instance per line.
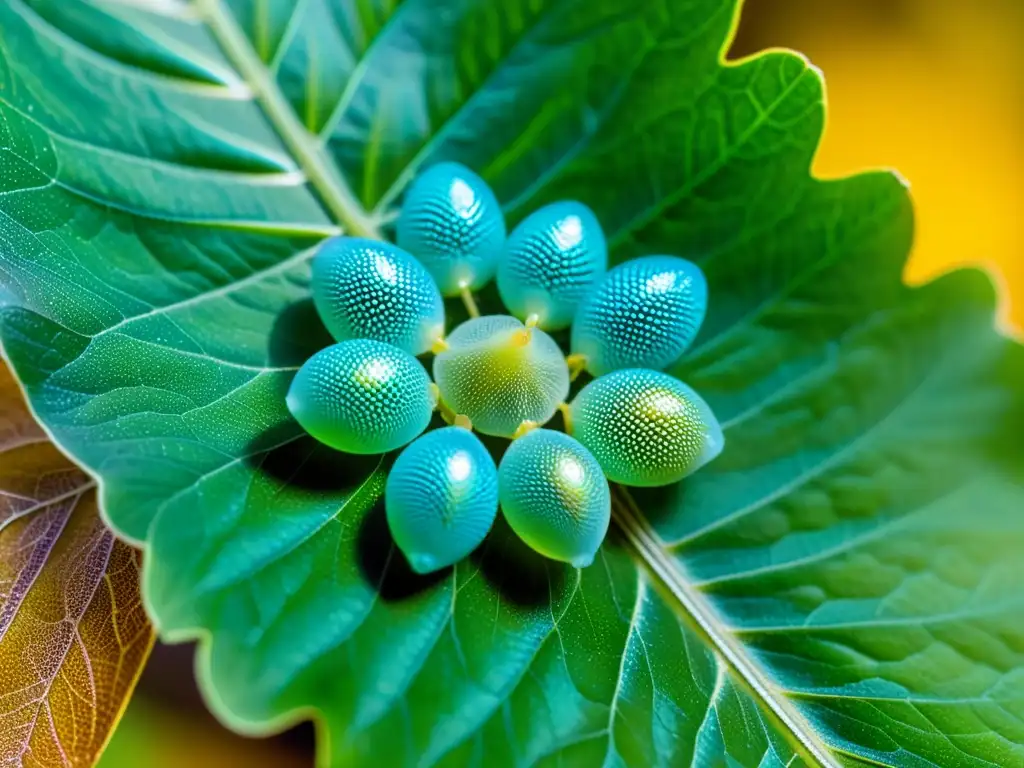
[498, 429, 610, 567]
[386, 427, 499, 574]
[396, 162, 506, 295]
[497, 201, 607, 330]
[433, 315, 570, 437]
[286, 339, 433, 455]
[571, 255, 707, 376]
[311, 237, 444, 355]
[570, 368, 722, 487]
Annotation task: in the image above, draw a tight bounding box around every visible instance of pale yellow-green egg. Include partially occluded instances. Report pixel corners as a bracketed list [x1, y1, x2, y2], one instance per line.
[433, 315, 570, 438]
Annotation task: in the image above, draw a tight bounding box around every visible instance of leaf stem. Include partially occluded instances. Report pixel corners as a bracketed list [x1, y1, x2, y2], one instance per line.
[557, 402, 573, 433]
[197, 0, 382, 241]
[458, 282, 480, 318]
[610, 486, 839, 768]
[566, 353, 587, 381]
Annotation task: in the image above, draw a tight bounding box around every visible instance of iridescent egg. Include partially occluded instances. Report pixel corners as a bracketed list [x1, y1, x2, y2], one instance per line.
[386, 426, 499, 574]
[433, 315, 569, 438]
[286, 339, 433, 454]
[498, 429, 610, 567]
[569, 368, 723, 487]
[496, 201, 607, 330]
[311, 237, 444, 355]
[396, 162, 506, 296]
[570, 255, 707, 376]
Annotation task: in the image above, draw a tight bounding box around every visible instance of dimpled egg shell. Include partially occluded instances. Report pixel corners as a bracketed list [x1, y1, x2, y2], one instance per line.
[396, 162, 506, 296]
[311, 237, 444, 355]
[286, 339, 433, 455]
[496, 201, 607, 330]
[571, 255, 707, 376]
[386, 427, 499, 574]
[433, 315, 570, 438]
[570, 368, 723, 487]
[498, 429, 610, 567]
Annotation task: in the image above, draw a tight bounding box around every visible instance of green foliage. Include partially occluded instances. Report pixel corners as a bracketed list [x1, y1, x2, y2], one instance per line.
[0, 1, 1021, 766]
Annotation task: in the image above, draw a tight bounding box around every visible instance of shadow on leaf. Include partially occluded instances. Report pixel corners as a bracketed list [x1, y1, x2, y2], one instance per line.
[246, 423, 447, 602]
[245, 423, 384, 495]
[356, 501, 449, 601]
[255, 295, 570, 608]
[471, 515, 566, 608]
[268, 297, 334, 368]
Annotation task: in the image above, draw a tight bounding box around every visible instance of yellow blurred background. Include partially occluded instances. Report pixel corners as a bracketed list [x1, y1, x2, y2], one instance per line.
[99, 1, 1023, 765]
[734, 0, 1023, 332]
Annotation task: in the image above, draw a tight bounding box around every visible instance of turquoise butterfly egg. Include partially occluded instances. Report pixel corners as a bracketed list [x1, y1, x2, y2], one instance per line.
[433, 315, 569, 438]
[496, 201, 607, 330]
[386, 427, 499, 574]
[311, 237, 444, 356]
[396, 162, 506, 296]
[571, 255, 707, 376]
[286, 339, 433, 454]
[569, 368, 723, 487]
[498, 429, 610, 567]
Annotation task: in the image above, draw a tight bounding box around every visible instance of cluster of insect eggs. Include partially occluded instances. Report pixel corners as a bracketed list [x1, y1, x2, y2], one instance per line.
[287, 162, 723, 573]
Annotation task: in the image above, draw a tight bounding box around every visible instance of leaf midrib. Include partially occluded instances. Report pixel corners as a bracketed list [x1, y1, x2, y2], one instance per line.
[196, 0, 382, 240]
[612, 488, 836, 766]
[196, 2, 837, 765]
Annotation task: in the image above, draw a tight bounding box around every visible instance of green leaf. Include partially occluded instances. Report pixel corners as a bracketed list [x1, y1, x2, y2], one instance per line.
[1, 1, 1021, 766]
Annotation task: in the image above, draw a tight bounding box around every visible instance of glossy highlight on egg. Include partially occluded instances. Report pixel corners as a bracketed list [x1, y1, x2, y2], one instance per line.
[396, 162, 506, 296]
[386, 426, 499, 574]
[311, 237, 445, 355]
[497, 201, 607, 330]
[498, 429, 611, 567]
[286, 339, 433, 455]
[571, 255, 708, 376]
[569, 368, 723, 487]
